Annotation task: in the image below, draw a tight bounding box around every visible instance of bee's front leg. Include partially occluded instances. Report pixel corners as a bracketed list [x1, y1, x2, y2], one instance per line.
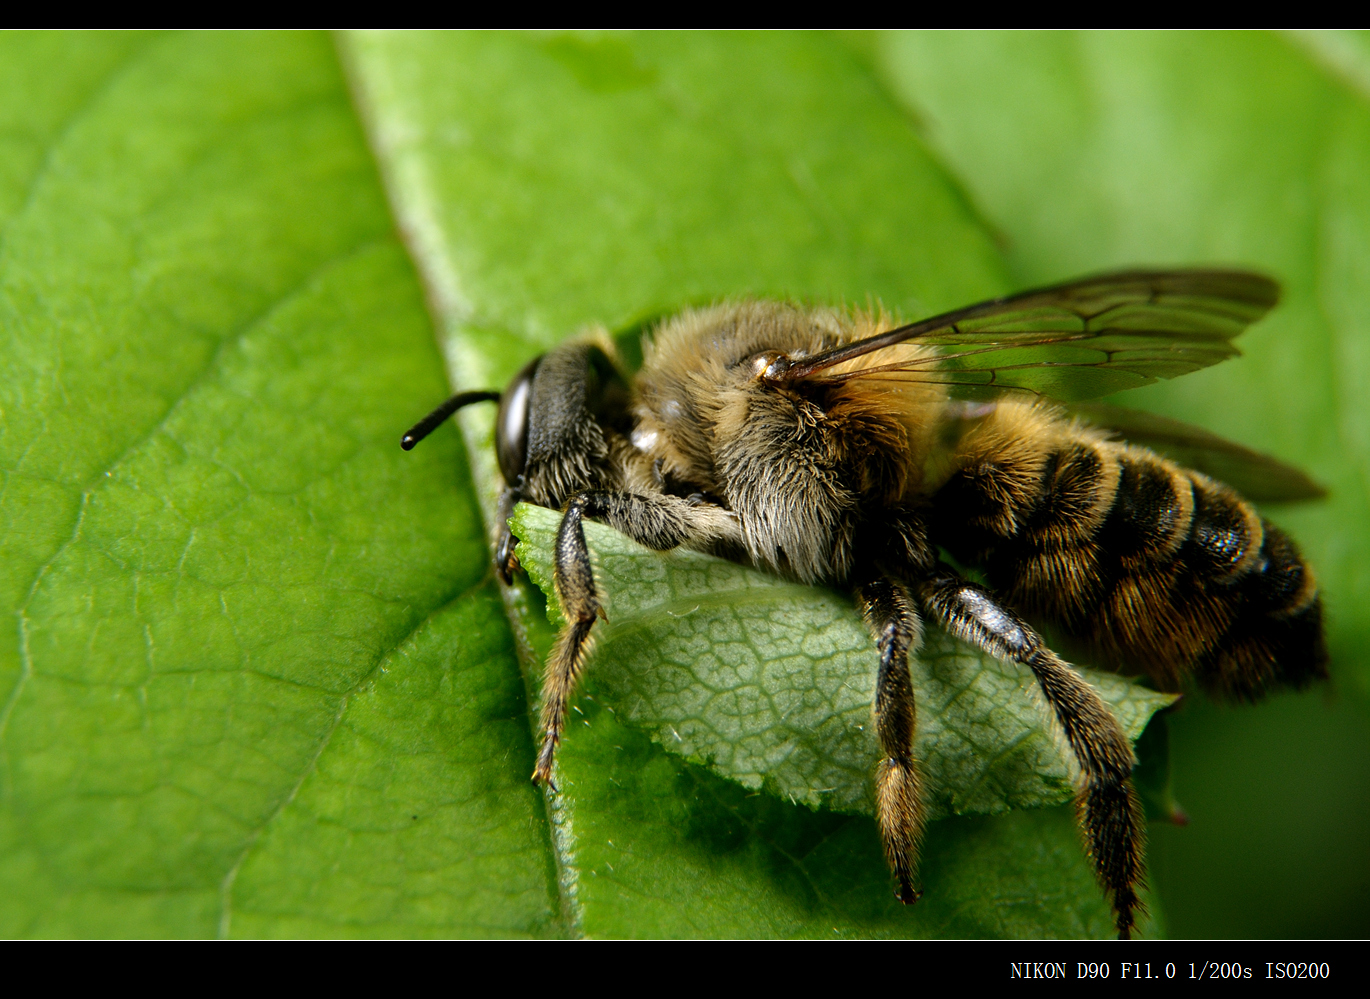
[857, 575, 925, 905]
[495, 485, 523, 584]
[914, 564, 1146, 940]
[531, 494, 601, 788]
[533, 489, 742, 788]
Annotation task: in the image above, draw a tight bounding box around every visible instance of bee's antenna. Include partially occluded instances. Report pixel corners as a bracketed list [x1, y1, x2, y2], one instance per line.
[401, 390, 500, 450]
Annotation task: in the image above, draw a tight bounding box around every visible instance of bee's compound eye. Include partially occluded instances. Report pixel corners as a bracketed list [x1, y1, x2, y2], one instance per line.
[748, 351, 791, 381]
[496, 355, 541, 485]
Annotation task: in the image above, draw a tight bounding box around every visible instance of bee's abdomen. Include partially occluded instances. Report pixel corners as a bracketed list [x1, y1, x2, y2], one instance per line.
[932, 432, 1328, 698]
[1183, 482, 1327, 699]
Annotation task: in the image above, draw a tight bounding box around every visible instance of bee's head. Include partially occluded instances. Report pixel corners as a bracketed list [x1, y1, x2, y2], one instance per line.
[495, 355, 541, 486]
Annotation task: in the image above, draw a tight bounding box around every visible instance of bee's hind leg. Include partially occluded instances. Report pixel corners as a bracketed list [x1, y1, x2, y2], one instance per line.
[857, 575, 925, 905]
[914, 564, 1146, 940]
[532, 489, 741, 787]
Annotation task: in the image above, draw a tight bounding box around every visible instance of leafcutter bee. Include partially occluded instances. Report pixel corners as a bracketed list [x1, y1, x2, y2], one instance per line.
[403, 270, 1328, 938]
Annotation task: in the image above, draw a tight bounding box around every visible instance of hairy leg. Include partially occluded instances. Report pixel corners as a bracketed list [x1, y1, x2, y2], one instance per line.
[857, 575, 925, 904]
[915, 564, 1146, 939]
[532, 490, 741, 785]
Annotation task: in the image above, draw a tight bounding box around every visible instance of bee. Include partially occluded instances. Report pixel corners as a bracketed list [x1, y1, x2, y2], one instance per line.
[402, 270, 1328, 939]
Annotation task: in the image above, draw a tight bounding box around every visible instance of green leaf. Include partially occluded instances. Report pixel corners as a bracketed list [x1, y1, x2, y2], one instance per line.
[513, 503, 1174, 819]
[345, 30, 1163, 937]
[22, 30, 1312, 939]
[864, 28, 1370, 938]
[0, 32, 554, 937]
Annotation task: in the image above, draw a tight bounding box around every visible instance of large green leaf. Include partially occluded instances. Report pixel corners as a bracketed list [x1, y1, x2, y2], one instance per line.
[344, 31, 1163, 937]
[23, 30, 1363, 939]
[0, 32, 555, 937]
[866, 29, 1370, 938]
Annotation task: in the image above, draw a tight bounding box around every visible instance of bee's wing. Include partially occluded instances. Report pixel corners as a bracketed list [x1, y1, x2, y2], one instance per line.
[775, 269, 1279, 401]
[1068, 402, 1326, 503]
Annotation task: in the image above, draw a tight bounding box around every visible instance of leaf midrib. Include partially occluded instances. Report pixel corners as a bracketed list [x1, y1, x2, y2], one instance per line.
[470, 39, 1012, 936]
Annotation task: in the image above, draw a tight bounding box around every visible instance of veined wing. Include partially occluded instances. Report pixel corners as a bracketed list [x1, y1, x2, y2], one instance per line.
[769, 270, 1280, 401]
[1068, 402, 1326, 503]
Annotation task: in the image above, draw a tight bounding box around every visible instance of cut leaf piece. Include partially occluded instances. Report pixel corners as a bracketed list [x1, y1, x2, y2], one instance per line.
[512, 503, 1176, 819]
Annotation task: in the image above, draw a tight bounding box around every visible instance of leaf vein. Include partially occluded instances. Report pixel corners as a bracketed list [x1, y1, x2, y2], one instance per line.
[0, 33, 161, 253]
[214, 573, 492, 937]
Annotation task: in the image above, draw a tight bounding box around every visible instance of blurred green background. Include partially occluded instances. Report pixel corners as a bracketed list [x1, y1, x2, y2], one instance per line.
[0, 30, 1366, 938]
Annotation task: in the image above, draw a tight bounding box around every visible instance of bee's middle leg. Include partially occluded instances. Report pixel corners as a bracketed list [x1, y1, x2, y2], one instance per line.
[857, 575, 925, 904]
[533, 490, 741, 786]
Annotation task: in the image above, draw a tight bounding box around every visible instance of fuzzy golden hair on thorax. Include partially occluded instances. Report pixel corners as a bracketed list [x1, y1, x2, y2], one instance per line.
[632, 302, 846, 490]
[632, 302, 953, 498]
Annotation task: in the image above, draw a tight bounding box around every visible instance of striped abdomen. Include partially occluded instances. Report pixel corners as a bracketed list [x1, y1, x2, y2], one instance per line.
[930, 413, 1328, 700]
